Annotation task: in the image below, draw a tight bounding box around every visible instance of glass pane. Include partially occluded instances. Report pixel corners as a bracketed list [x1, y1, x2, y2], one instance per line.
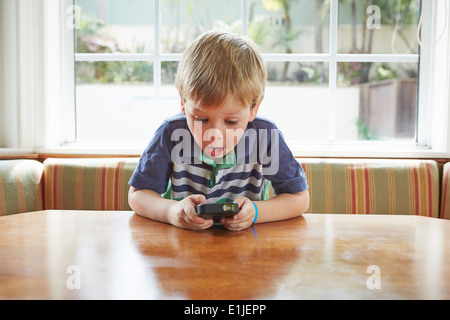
[160, 61, 182, 120]
[338, 0, 420, 54]
[249, 0, 330, 53]
[75, 61, 156, 141]
[336, 62, 418, 141]
[161, 0, 241, 53]
[75, 0, 154, 53]
[259, 62, 329, 142]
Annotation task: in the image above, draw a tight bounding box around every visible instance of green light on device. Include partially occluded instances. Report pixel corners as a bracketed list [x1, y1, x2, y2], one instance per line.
[223, 204, 235, 212]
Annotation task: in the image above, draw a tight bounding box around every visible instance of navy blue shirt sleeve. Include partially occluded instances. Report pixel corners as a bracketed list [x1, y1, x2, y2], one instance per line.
[259, 122, 308, 195]
[129, 121, 173, 194]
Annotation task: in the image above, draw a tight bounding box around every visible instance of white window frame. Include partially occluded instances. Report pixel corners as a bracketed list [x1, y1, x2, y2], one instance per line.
[1, 0, 450, 158]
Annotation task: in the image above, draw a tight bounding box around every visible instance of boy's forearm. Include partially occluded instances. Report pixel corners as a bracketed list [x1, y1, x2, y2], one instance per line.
[254, 190, 309, 223]
[128, 187, 175, 224]
[129, 187, 309, 226]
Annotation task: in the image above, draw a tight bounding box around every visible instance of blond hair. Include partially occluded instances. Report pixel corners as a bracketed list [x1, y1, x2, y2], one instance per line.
[175, 30, 267, 109]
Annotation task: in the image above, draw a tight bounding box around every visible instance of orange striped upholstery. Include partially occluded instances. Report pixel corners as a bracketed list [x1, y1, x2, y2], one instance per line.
[0, 160, 44, 216]
[441, 163, 450, 220]
[270, 159, 440, 217]
[2, 157, 440, 218]
[43, 158, 138, 211]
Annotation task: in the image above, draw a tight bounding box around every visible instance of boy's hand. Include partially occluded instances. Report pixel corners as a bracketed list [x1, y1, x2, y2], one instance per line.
[168, 195, 214, 230]
[221, 197, 256, 231]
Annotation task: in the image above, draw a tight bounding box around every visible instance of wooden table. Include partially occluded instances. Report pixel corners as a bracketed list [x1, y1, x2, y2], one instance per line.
[1, 210, 450, 300]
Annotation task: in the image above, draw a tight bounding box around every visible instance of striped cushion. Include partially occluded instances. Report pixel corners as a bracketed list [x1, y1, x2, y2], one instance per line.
[441, 163, 450, 220]
[43, 158, 138, 211]
[0, 160, 44, 216]
[271, 159, 440, 217]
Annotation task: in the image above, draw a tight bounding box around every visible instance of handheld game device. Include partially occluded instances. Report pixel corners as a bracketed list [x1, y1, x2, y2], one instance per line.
[196, 203, 239, 222]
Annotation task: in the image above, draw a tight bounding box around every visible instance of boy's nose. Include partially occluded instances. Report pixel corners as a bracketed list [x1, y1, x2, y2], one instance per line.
[203, 128, 224, 143]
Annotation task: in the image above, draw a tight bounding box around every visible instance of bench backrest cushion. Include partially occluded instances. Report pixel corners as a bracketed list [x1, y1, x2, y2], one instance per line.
[43, 158, 138, 211]
[42, 157, 440, 217]
[292, 159, 439, 217]
[0, 160, 44, 216]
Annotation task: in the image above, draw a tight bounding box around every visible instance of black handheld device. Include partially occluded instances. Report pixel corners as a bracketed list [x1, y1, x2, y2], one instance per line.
[196, 203, 239, 222]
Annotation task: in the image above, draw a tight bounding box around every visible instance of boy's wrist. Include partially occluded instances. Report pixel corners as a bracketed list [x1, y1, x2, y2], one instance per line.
[252, 201, 258, 224]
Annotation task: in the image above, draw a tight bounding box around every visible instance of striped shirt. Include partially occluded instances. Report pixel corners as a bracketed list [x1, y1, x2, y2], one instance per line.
[129, 113, 308, 203]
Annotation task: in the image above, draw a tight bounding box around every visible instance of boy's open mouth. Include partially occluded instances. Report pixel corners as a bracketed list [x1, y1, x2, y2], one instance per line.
[206, 146, 224, 157]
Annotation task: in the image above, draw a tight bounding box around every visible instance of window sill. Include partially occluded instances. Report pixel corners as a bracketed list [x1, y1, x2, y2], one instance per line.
[3, 141, 444, 160]
[287, 140, 450, 159]
[0, 148, 34, 156]
[33, 142, 146, 156]
[290, 144, 449, 159]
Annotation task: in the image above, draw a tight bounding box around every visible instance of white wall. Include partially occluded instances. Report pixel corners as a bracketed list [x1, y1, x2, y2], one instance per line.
[0, 0, 19, 149]
[0, 0, 3, 147]
[0, 0, 67, 151]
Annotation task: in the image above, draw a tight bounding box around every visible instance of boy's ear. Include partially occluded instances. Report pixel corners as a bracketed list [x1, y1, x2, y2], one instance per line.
[248, 98, 263, 122]
[181, 99, 186, 115]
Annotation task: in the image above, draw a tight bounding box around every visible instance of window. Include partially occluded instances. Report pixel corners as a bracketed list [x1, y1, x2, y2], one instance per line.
[71, 0, 424, 150]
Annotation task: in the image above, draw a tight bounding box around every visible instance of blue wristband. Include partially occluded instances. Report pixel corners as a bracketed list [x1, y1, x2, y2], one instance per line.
[252, 202, 258, 224]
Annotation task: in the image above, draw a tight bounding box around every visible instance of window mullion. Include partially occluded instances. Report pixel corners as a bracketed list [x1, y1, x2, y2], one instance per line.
[154, 0, 161, 110]
[75, 53, 155, 61]
[328, 0, 338, 144]
[336, 54, 419, 63]
[262, 53, 330, 62]
[241, 0, 249, 36]
[416, 0, 434, 147]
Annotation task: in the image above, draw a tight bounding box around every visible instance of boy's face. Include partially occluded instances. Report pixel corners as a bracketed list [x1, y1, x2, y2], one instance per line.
[182, 96, 260, 159]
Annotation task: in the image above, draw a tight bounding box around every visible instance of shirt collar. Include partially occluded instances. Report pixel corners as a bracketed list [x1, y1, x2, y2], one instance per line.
[199, 149, 236, 169]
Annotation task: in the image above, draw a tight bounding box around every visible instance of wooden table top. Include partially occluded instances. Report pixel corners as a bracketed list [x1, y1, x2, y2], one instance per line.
[1, 210, 450, 300]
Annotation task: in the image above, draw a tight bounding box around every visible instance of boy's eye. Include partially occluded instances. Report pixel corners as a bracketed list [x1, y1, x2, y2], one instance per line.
[226, 120, 238, 125]
[195, 118, 208, 123]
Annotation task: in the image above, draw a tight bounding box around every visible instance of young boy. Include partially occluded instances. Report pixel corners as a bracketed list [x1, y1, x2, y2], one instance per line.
[128, 30, 309, 231]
